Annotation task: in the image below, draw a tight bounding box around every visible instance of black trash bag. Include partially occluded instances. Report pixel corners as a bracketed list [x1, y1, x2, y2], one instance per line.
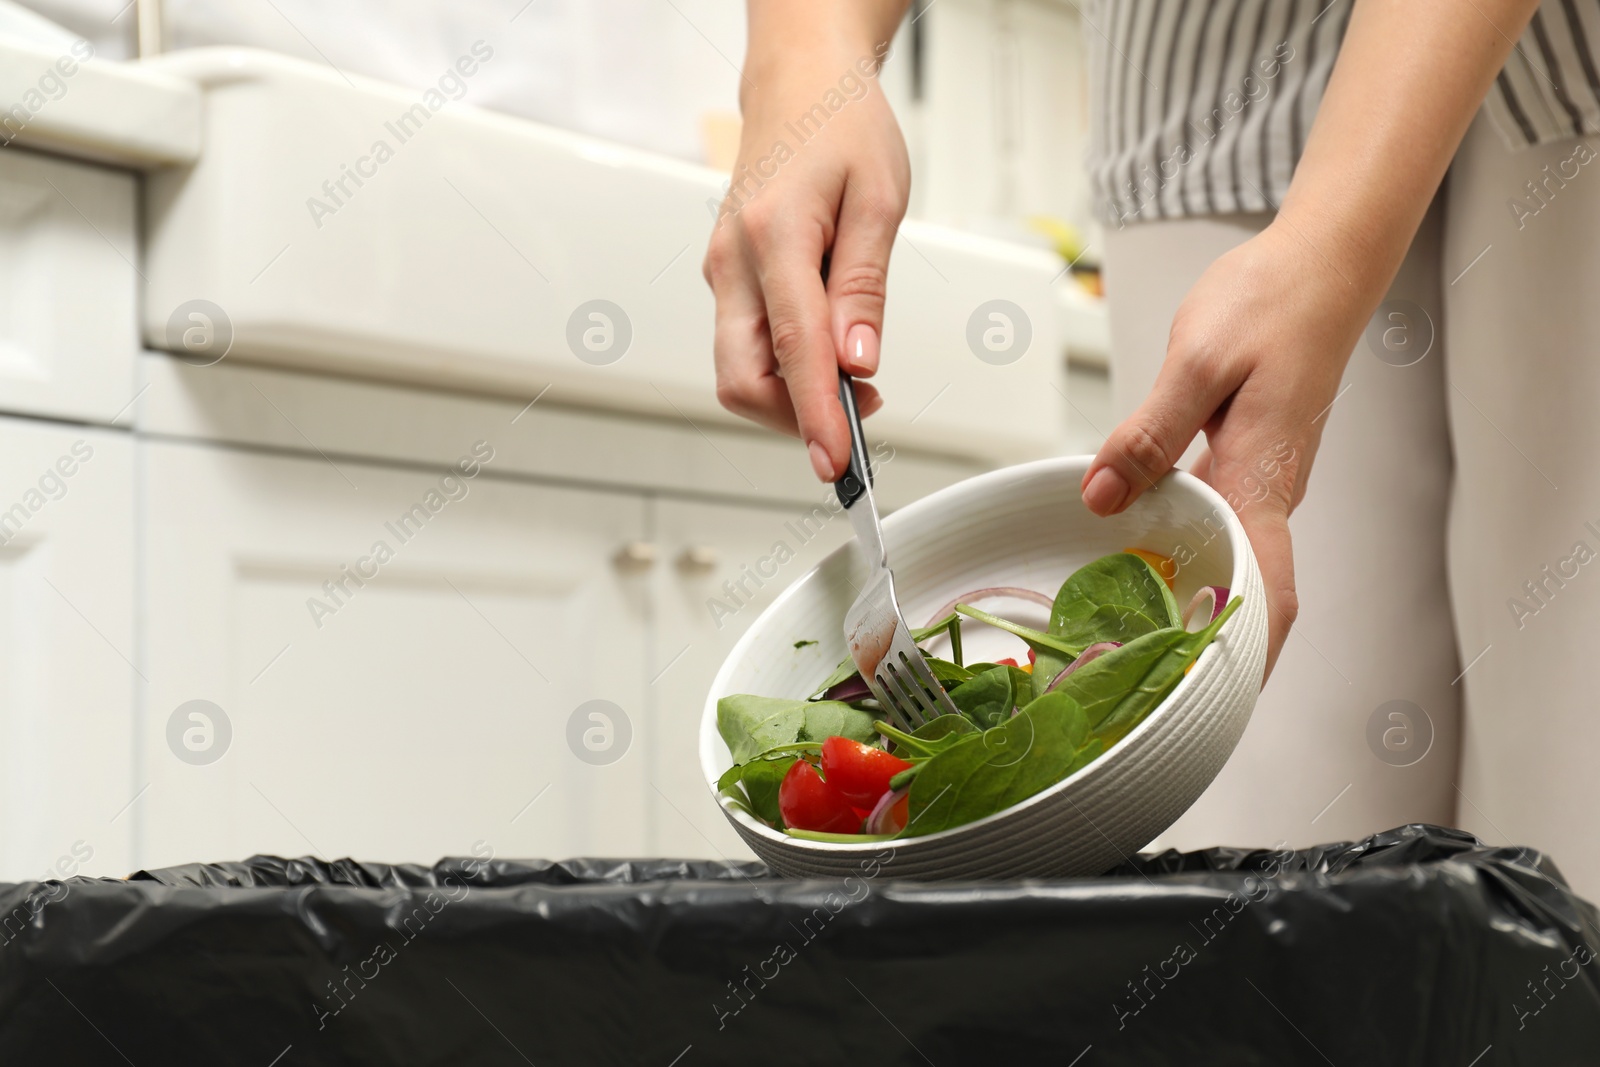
[1, 824, 1595, 1065]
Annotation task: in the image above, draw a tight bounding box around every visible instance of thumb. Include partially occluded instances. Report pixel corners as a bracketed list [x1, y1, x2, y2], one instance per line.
[1083, 364, 1229, 516]
[827, 179, 900, 378]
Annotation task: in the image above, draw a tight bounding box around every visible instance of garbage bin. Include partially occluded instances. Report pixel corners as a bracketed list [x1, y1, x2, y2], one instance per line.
[1, 824, 1595, 1064]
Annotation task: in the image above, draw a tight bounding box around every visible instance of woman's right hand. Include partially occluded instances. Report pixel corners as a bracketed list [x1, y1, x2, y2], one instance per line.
[703, 9, 910, 483]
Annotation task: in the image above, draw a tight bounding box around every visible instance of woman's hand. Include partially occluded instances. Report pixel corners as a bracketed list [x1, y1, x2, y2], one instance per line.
[1083, 0, 1540, 680]
[703, 3, 911, 482]
[1081, 221, 1375, 678]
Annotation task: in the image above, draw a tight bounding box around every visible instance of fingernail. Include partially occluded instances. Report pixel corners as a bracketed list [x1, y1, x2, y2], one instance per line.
[1083, 466, 1129, 515]
[845, 324, 879, 375]
[808, 440, 834, 481]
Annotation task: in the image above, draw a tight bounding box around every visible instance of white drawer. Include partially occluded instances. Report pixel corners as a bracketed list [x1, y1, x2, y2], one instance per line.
[0, 151, 138, 424]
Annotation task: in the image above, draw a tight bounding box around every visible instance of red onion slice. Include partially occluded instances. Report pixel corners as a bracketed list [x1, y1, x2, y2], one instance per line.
[1044, 642, 1122, 693]
[822, 674, 873, 703]
[863, 787, 908, 835]
[1182, 586, 1230, 631]
[925, 586, 1052, 629]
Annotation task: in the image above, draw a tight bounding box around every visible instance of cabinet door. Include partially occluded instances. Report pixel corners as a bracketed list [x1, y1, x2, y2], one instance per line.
[650, 496, 854, 858]
[0, 419, 134, 882]
[0, 151, 137, 423]
[140, 440, 651, 870]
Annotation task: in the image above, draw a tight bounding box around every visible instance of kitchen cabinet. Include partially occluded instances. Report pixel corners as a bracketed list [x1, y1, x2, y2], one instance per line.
[0, 418, 134, 880]
[139, 438, 654, 869]
[649, 496, 855, 858]
[0, 150, 137, 424]
[127, 354, 983, 869]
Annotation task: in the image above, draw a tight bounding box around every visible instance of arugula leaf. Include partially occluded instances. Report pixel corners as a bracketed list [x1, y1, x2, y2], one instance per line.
[1051, 597, 1240, 745]
[717, 696, 871, 764]
[902, 691, 1102, 838]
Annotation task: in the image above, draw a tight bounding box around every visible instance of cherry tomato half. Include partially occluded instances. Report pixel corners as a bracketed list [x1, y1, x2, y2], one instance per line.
[778, 760, 861, 833]
[819, 737, 914, 808]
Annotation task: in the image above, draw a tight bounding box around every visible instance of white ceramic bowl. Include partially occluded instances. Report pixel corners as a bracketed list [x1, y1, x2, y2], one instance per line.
[700, 455, 1268, 880]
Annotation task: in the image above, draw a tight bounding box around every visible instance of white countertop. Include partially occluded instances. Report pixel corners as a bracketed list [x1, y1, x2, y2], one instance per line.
[0, 35, 199, 167]
[137, 48, 1068, 464]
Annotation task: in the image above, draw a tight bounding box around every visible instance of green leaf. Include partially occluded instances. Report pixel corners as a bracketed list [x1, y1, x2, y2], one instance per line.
[1051, 597, 1240, 746]
[717, 695, 806, 764]
[798, 701, 877, 745]
[955, 604, 1085, 657]
[736, 756, 796, 827]
[913, 613, 964, 667]
[946, 665, 1015, 730]
[875, 714, 977, 759]
[793, 639, 818, 649]
[1049, 552, 1178, 647]
[717, 696, 870, 763]
[812, 657, 858, 697]
[902, 691, 1101, 838]
[784, 829, 899, 843]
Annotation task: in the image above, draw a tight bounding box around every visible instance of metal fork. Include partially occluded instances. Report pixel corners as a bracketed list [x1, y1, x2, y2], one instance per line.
[834, 369, 961, 732]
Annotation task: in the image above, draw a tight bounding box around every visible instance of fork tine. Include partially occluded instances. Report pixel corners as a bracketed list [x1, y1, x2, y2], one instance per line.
[901, 649, 946, 710]
[868, 664, 915, 731]
[878, 661, 929, 729]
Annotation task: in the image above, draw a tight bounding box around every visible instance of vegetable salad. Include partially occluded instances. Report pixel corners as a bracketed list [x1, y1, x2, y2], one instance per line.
[716, 550, 1241, 841]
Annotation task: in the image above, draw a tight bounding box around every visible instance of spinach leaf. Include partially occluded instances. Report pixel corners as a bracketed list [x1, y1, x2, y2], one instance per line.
[720, 756, 796, 827]
[875, 715, 977, 760]
[902, 691, 1102, 838]
[717, 696, 870, 764]
[1051, 596, 1240, 745]
[946, 665, 1016, 729]
[717, 695, 805, 764]
[806, 643, 966, 700]
[954, 604, 1085, 657]
[798, 701, 877, 746]
[786, 829, 898, 843]
[813, 655, 861, 697]
[915, 612, 966, 667]
[953, 604, 1085, 702]
[926, 657, 975, 687]
[1049, 552, 1178, 648]
[1031, 646, 1072, 703]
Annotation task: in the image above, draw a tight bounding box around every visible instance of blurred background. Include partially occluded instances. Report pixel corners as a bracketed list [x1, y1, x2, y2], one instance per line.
[0, 0, 1116, 879]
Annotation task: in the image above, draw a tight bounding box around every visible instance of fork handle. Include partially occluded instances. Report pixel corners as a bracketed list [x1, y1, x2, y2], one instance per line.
[834, 369, 875, 509]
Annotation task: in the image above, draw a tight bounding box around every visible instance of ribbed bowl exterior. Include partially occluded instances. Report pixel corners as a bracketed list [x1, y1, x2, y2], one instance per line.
[701, 457, 1268, 880]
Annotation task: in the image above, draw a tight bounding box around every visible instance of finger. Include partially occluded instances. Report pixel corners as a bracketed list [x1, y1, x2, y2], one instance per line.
[827, 178, 899, 378]
[1205, 449, 1297, 682]
[1233, 503, 1296, 683]
[706, 227, 798, 437]
[1189, 446, 1215, 484]
[1082, 360, 1235, 516]
[747, 211, 849, 481]
[854, 380, 883, 418]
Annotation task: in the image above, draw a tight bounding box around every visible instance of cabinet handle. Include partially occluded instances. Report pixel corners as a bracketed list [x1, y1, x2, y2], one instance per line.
[677, 545, 719, 573]
[614, 541, 658, 569]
